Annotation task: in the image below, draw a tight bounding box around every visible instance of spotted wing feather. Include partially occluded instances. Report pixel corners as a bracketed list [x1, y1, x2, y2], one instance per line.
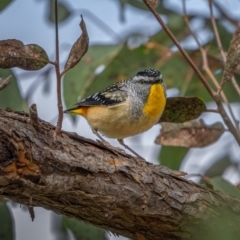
[75, 82, 128, 107]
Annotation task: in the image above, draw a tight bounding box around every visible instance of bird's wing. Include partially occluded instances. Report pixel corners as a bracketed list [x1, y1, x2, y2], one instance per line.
[75, 83, 128, 107]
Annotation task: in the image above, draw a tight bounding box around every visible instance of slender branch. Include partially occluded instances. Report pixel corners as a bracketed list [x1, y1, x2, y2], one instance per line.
[208, 0, 240, 96]
[48, 60, 56, 65]
[142, 0, 240, 145]
[182, 0, 240, 143]
[207, 1, 240, 133]
[212, 1, 239, 27]
[180, 67, 194, 96]
[142, 0, 214, 97]
[208, 0, 226, 62]
[59, 66, 70, 79]
[0, 75, 11, 90]
[205, 109, 219, 113]
[54, 0, 63, 134]
[201, 50, 239, 131]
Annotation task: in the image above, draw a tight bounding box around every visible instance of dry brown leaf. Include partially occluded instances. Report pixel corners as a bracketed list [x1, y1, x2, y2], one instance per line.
[224, 28, 240, 81]
[64, 15, 89, 70]
[155, 119, 225, 148]
[0, 39, 49, 70]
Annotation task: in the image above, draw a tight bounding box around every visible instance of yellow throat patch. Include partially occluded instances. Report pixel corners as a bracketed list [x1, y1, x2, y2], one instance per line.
[142, 83, 166, 118]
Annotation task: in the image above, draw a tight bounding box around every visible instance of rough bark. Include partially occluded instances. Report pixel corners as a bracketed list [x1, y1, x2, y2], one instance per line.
[0, 108, 240, 240]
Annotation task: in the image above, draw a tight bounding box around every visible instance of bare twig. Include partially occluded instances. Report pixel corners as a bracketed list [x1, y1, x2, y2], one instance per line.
[54, 0, 63, 134]
[205, 109, 219, 113]
[0, 75, 11, 90]
[142, 0, 214, 97]
[201, 50, 239, 131]
[212, 1, 239, 28]
[208, 0, 240, 96]
[180, 67, 194, 96]
[182, 0, 240, 139]
[208, 0, 226, 61]
[142, 0, 240, 145]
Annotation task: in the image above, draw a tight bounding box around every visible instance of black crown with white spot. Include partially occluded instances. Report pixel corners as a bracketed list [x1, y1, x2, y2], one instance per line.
[136, 69, 160, 78]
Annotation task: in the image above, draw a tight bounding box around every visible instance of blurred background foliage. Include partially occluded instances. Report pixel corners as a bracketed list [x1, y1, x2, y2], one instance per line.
[0, 0, 240, 239]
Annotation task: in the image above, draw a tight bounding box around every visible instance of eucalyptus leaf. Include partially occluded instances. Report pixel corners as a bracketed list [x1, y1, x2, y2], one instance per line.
[210, 177, 240, 200]
[0, 0, 13, 11]
[0, 201, 14, 240]
[159, 146, 188, 170]
[160, 97, 206, 123]
[0, 69, 27, 111]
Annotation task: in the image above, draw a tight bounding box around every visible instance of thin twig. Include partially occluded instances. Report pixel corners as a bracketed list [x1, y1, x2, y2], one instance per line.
[142, 0, 240, 145]
[207, 0, 240, 132]
[208, 0, 226, 61]
[180, 67, 195, 96]
[60, 66, 70, 79]
[201, 50, 239, 130]
[212, 1, 239, 28]
[208, 0, 240, 96]
[142, 0, 214, 97]
[182, 0, 240, 139]
[0, 75, 11, 91]
[205, 109, 219, 113]
[55, 0, 63, 134]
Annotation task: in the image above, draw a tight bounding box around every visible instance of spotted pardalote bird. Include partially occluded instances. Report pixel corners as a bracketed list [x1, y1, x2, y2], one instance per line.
[64, 69, 167, 159]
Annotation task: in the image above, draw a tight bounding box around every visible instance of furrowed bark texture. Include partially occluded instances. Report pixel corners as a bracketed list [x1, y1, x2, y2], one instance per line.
[0, 109, 240, 240]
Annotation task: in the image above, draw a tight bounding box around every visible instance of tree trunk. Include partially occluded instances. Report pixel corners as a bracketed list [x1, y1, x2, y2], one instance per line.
[0, 108, 240, 240]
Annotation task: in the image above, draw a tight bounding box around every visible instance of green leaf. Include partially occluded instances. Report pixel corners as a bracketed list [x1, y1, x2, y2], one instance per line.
[62, 216, 106, 240]
[0, 201, 14, 240]
[63, 44, 123, 111]
[0, 68, 27, 111]
[49, 0, 70, 23]
[160, 97, 206, 123]
[204, 156, 232, 178]
[210, 177, 240, 200]
[159, 146, 188, 170]
[0, 0, 13, 11]
[84, 43, 166, 97]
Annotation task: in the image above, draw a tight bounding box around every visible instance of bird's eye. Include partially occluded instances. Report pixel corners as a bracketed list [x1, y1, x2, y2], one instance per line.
[139, 80, 144, 84]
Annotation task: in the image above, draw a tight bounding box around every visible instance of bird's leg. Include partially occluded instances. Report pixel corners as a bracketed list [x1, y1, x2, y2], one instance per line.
[117, 139, 144, 160]
[92, 129, 125, 153]
[92, 129, 111, 146]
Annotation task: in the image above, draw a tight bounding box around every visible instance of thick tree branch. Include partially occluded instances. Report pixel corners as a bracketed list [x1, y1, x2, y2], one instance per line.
[0, 109, 240, 240]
